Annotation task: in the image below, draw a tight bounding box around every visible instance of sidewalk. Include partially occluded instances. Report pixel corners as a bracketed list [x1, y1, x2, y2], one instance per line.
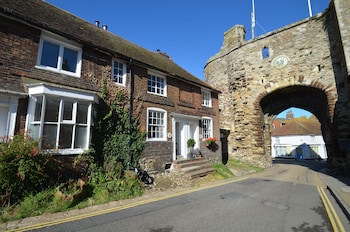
[319, 169, 350, 220]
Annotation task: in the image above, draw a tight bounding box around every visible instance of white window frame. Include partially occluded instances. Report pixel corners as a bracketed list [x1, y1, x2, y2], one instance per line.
[147, 71, 167, 96]
[0, 96, 18, 140]
[25, 84, 96, 155]
[201, 89, 212, 107]
[36, 32, 82, 77]
[201, 117, 213, 140]
[112, 59, 127, 86]
[146, 107, 167, 141]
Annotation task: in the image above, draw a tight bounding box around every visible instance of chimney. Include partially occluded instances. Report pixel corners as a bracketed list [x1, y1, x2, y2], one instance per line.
[102, 25, 108, 31]
[156, 49, 172, 60]
[95, 20, 100, 27]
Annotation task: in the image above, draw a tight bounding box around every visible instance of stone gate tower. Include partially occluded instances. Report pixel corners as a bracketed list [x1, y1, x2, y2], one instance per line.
[205, 0, 350, 173]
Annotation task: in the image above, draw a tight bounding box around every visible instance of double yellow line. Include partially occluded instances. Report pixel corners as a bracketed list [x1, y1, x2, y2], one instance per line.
[317, 186, 346, 232]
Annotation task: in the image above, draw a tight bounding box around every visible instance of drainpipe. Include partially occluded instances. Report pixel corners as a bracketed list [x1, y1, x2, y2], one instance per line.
[128, 59, 134, 169]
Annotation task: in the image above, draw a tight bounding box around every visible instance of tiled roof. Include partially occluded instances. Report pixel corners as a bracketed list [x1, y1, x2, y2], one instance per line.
[271, 116, 322, 136]
[0, 0, 219, 92]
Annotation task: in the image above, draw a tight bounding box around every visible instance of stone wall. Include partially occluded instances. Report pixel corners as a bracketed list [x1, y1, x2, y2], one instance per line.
[204, 0, 350, 172]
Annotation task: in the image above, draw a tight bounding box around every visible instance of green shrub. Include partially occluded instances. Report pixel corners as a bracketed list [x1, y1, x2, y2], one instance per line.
[0, 133, 56, 204]
[15, 189, 55, 219]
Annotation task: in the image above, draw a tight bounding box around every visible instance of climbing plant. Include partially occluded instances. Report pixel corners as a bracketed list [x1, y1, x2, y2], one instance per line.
[91, 78, 145, 173]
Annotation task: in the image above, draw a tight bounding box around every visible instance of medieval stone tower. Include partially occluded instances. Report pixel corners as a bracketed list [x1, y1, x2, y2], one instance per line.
[205, 0, 350, 173]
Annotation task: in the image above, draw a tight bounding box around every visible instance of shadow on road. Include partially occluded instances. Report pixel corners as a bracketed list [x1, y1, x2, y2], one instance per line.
[272, 158, 350, 187]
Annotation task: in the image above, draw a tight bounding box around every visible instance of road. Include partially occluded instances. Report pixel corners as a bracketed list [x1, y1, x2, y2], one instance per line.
[13, 159, 349, 232]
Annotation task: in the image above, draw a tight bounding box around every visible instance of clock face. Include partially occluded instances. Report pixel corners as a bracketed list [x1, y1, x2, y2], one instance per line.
[271, 55, 289, 69]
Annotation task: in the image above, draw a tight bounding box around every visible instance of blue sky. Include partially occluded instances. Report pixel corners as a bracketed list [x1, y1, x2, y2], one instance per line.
[279, 108, 312, 118]
[45, 0, 329, 118]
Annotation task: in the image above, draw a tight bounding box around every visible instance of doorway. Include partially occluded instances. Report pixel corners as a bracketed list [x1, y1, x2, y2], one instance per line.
[172, 114, 200, 160]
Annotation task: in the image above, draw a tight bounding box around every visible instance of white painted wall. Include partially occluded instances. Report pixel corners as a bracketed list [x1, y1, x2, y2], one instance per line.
[271, 134, 327, 159]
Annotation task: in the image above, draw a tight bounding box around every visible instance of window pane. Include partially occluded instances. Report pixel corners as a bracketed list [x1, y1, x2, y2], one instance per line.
[44, 97, 60, 122]
[41, 41, 59, 68]
[34, 96, 43, 121]
[63, 99, 74, 121]
[42, 124, 57, 149]
[74, 125, 88, 148]
[62, 47, 78, 72]
[59, 124, 73, 149]
[29, 124, 40, 140]
[77, 102, 88, 124]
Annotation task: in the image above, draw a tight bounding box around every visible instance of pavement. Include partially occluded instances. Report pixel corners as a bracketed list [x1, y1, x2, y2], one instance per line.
[319, 169, 350, 221]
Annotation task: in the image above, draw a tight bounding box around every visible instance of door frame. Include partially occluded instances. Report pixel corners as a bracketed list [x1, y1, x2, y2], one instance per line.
[170, 113, 200, 160]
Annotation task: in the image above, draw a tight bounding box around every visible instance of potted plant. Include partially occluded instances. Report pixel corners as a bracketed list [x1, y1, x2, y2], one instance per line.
[187, 138, 196, 148]
[205, 137, 216, 148]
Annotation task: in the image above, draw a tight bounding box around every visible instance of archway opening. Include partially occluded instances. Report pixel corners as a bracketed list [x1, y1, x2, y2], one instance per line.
[271, 107, 327, 160]
[260, 86, 331, 162]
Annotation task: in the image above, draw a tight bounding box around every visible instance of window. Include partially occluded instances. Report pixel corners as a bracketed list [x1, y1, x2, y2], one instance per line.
[148, 73, 166, 96]
[147, 108, 166, 141]
[0, 96, 18, 141]
[275, 146, 288, 157]
[202, 117, 212, 139]
[310, 145, 319, 159]
[262, 47, 269, 58]
[202, 90, 212, 107]
[36, 33, 82, 77]
[26, 84, 95, 154]
[112, 60, 127, 86]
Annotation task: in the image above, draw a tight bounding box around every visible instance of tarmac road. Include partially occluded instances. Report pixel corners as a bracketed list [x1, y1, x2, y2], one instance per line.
[4, 159, 348, 232]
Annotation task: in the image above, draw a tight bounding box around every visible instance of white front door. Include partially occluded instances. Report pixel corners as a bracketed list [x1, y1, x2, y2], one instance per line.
[172, 114, 199, 160]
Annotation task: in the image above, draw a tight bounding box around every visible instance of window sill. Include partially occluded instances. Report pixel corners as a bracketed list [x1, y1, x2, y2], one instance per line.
[45, 148, 86, 155]
[202, 105, 212, 108]
[35, 65, 81, 78]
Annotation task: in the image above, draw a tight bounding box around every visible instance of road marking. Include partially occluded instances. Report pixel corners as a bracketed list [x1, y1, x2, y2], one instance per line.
[5, 177, 248, 231]
[317, 186, 345, 232]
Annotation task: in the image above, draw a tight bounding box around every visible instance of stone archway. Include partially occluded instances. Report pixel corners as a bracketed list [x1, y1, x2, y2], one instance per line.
[204, 0, 350, 173]
[259, 85, 332, 164]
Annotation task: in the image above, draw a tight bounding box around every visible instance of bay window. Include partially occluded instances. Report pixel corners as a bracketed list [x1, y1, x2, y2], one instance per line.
[26, 84, 96, 154]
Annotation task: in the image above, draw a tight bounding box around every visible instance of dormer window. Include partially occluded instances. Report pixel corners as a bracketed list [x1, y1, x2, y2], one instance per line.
[201, 90, 212, 107]
[112, 60, 127, 86]
[36, 33, 82, 77]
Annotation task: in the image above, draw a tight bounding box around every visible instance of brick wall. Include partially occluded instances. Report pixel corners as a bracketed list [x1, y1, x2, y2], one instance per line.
[1, 12, 222, 174]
